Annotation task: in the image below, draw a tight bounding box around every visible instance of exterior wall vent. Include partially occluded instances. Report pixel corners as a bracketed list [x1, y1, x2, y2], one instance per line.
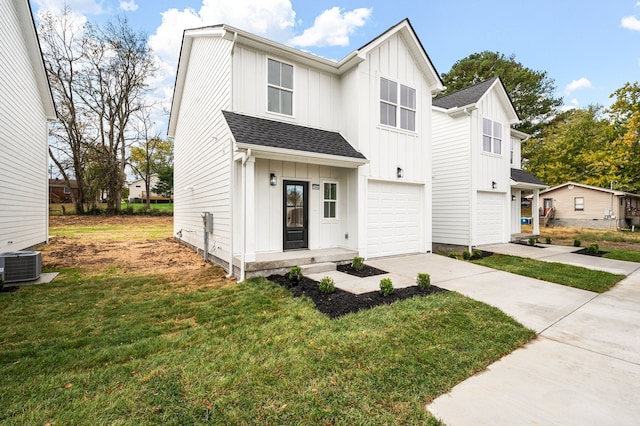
[0, 251, 42, 283]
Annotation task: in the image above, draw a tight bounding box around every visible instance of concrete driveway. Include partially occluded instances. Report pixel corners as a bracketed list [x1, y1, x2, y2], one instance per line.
[312, 248, 640, 424]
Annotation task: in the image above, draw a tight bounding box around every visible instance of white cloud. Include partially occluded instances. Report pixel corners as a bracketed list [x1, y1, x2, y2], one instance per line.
[565, 77, 592, 94]
[119, 1, 138, 12]
[33, 0, 103, 15]
[289, 7, 372, 48]
[621, 15, 640, 30]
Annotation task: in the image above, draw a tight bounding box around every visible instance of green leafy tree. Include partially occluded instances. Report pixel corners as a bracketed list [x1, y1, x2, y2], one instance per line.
[153, 164, 174, 201]
[523, 106, 617, 188]
[130, 136, 173, 209]
[608, 82, 640, 192]
[441, 51, 563, 135]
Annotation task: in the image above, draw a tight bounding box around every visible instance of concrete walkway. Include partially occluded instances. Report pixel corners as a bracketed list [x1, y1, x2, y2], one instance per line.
[308, 247, 640, 424]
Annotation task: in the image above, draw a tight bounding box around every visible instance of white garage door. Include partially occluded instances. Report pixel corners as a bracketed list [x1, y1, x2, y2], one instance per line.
[476, 192, 505, 245]
[367, 181, 421, 258]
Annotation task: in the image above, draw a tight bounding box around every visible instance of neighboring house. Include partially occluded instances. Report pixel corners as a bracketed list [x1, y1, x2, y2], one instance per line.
[432, 77, 547, 249]
[128, 174, 170, 203]
[49, 178, 79, 203]
[0, 0, 56, 252]
[538, 182, 640, 229]
[168, 19, 444, 279]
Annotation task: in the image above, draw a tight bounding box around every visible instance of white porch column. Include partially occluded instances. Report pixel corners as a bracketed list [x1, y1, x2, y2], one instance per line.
[244, 156, 256, 262]
[532, 188, 540, 235]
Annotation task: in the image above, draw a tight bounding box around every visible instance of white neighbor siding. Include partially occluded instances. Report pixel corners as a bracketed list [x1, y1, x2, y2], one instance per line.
[0, 0, 55, 252]
[172, 36, 233, 262]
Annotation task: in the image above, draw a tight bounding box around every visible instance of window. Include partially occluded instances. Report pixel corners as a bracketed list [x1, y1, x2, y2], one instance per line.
[380, 78, 416, 131]
[63, 187, 70, 194]
[482, 118, 502, 154]
[574, 197, 584, 211]
[267, 59, 293, 115]
[323, 182, 337, 219]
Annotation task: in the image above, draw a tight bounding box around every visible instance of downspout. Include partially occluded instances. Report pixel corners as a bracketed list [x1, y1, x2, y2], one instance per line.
[239, 148, 252, 282]
[467, 108, 474, 254]
[226, 31, 238, 279]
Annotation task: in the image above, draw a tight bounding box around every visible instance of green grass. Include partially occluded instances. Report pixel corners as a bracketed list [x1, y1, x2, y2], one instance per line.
[602, 248, 640, 263]
[472, 254, 625, 293]
[49, 222, 172, 240]
[0, 271, 535, 424]
[50, 202, 173, 215]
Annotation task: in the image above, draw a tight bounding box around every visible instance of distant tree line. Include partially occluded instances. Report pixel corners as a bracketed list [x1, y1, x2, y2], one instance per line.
[39, 7, 172, 214]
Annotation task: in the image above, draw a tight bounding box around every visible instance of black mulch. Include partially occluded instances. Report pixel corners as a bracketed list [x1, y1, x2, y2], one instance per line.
[267, 274, 447, 319]
[336, 263, 387, 277]
[573, 248, 608, 257]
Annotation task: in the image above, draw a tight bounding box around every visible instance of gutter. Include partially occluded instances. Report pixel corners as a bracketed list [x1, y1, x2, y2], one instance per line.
[226, 31, 237, 279]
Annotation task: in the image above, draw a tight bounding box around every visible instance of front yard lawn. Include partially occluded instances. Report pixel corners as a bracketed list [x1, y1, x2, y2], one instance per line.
[472, 253, 625, 293]
[602, 248, 640, 263]
[0, 269, 534, 424]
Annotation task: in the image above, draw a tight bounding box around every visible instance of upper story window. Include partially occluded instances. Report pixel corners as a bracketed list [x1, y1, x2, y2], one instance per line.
[380, 77, 416, 131]
[482, 118, 502, 155]
[267, 59, 293, 115]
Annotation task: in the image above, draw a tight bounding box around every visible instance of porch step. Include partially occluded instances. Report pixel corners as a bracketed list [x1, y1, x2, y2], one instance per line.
[300, 262, 336, 275]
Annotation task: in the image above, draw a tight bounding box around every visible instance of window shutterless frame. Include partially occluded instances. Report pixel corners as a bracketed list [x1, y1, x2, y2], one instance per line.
[267, 58, 294, 116]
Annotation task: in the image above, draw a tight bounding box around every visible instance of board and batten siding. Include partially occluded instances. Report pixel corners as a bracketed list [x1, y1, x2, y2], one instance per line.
[173, 36, 233, 262]
[0, 0, 49, 252]
[431, 111, 472, 246]
[232, 44, 342, 132]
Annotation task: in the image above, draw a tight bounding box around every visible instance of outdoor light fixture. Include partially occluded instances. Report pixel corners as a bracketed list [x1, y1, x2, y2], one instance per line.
[491, 181, 497, 189]
[512, 194, 517, 201]
[269, 172, 277, 186]
[397, 167, 404, 178]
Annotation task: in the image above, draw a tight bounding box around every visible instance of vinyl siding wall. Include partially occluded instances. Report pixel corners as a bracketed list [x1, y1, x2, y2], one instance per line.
[0, 0, 49, 252]
[173, 36, 233, 262]
[431, 110, 471, 245]
[540, 186, 621, 229]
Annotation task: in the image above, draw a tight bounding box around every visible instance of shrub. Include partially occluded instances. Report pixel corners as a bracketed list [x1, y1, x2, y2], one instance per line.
[573, 239, 581, 247]
[471, 249, 483, 260]
[462, 250, 471, 260]
[0, 276, 3, 291]
[528, 237, 536, 246]
[417, 273, 431, 289]
[448, 252, 459, 259]
[352, 256, 365, 272]
[288, 266, 302, 282]
[587, 243, 600, 255]
[318, 276, 335, 294]
[545, 237, 552, 244]
[379, 277, 394, 296]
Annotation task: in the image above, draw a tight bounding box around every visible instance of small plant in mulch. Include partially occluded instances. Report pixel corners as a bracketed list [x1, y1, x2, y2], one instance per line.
[573, 243, 608, 257]
[587, 243, 600, 255]
[337, 262, 387, 278]
[288, 266, 302, 282]
[318, 276, 335, 294]
[416, 273, 430, 289]
[574, 239, 581, 247]
[351, 256, 365, 271]
[528, 237, 537, 246]
[545, 237, 552, 244]
[379, 277, 394, 296]
[448, 252, 459, 259]
[462, 250, 471, 260]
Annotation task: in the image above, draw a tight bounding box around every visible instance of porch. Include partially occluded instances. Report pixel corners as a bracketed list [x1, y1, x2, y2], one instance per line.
[234, 247, 359, 278]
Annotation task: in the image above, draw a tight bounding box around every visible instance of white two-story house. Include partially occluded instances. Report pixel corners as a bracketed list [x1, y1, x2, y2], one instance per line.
[432, 77, 546, 249]
[168, 19, 444, 279]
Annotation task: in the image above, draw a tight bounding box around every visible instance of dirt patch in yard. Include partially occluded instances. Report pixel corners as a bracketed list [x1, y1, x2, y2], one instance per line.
[40, 216, 235, 290]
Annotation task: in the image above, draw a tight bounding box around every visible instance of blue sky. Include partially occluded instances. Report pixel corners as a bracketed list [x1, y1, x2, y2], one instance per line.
[31, 0, 640, 130]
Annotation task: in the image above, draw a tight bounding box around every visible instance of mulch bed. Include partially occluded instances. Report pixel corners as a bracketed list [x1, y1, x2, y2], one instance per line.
[573, 248, 608, 257]
[267, 274, 447, 319]
[336, 263, 387, 277]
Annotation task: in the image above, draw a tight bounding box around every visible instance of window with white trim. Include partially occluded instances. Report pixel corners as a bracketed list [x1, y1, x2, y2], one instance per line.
[63, 186, 71, 194]
[323, 182, 337, 219]
[482, 118, 502, 154]
[380, 77, 416, 131]
[574, 197, 584, 211]
[267, 59, 293, 115]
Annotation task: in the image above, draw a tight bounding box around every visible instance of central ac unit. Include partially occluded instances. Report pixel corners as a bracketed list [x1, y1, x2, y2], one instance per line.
[0, 251, 42, 283]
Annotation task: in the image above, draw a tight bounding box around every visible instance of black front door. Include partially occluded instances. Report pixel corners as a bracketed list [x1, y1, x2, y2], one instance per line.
[283, 181, 308, 250]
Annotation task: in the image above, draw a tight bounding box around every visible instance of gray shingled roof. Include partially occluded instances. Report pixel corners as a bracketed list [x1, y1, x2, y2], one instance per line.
[433, 77, 499, 109]
[222, 111, 366, 160]
[511, 168, 546, 186]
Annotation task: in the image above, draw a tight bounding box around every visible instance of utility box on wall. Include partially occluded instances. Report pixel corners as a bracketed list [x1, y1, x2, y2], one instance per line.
[202, 212, 213, 233]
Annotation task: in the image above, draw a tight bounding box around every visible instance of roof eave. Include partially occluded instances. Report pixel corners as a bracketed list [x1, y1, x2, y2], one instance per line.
[235, 143, 368, 168]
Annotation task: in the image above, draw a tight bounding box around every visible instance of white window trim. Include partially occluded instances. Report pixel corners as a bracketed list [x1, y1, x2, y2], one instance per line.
[266, 57, 294, 117]
[322, 181, 338, 221]
[482, 118, 503, 156]
[379, 76, 417, 133]
[574, 197, 584, 212]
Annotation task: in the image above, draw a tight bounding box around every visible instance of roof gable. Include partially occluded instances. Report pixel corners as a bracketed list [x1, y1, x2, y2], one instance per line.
[433, 77, 519, 123]
[540, 181, 637, 197]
